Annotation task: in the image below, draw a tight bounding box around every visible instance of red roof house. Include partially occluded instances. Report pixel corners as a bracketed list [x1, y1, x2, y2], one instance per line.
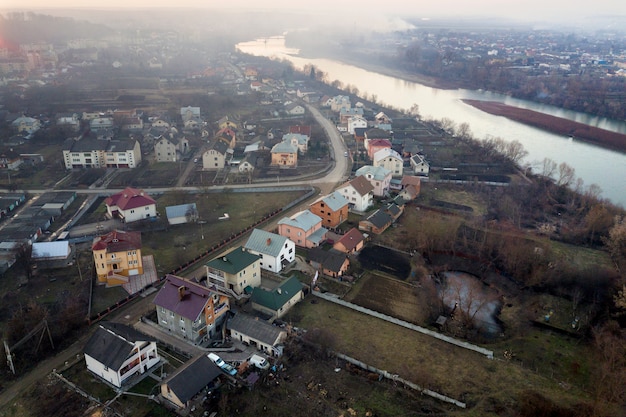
[105, 187, 157, 223]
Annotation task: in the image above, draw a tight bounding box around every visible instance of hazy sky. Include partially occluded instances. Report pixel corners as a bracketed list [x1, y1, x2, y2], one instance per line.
[2, 0, 625, 21]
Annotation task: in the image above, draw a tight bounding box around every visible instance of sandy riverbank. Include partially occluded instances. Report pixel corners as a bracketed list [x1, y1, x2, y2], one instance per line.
[463, 99, 626, 154]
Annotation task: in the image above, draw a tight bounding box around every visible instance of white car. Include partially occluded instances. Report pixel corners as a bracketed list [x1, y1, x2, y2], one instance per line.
[249, 354, 269, 370]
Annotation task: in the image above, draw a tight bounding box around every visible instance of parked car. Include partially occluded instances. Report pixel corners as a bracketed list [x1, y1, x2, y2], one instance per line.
[208, 353, 237, 376]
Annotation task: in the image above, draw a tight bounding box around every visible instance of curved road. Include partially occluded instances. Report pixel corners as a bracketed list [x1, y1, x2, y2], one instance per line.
[0, 102, 351, 411]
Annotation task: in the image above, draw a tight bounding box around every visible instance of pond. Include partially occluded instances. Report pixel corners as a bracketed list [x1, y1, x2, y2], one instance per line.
[440, 271, 502, 335]
[358, 245, 411, 280]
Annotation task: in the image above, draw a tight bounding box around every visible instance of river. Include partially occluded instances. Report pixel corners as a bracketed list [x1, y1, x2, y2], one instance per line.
[237, 36, 626, 208]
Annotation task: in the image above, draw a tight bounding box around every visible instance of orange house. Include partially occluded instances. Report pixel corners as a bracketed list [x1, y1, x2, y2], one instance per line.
[309, 191, 349, 228]
[92, 230, 143, 286]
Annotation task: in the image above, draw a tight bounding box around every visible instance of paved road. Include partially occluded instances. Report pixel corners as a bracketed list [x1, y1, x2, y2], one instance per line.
[0, 102, 352, 412]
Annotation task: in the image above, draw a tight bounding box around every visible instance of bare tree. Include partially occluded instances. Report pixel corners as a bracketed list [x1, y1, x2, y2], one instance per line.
[604, 216, 626, 271]
[556, 162, 576, 187]
[540, 157, 557, 179]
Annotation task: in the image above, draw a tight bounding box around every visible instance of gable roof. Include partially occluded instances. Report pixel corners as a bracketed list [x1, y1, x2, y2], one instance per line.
[335, 228, 365, 252]
[105, 187, 155, 211]
[277, 210, 322, 232]
[288, 125, 312, 136]
[312, 191, 349, 212]
[364, 210, 392, 228]
[152, 274, 212, 321]
[244, 229, 290, 257]
[250, 276, 303, 311]
[373, 147, 402, 163]
[163, 355, 222, 405]
[227, 313, 286, 346]
[208, 138, 230, 155]
[356, 165, 392, 181]
[165, 203, 197, 220]
[401, 175, 422, 187]
[92, 230, 141, 252]
[307, 248, 348, 273]
[84, 322, 155, 370]
[205, 246, 259, 274]
[342, 175, 374, 196]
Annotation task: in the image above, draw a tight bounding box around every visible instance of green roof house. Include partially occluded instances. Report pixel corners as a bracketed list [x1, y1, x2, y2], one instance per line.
[205, 246, 261, 296]
[251, 276, 303, 320]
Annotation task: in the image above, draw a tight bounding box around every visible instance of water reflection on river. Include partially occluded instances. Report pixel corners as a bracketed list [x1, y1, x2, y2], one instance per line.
[441, 271, 502, 335]
[237, 36, 626, 207]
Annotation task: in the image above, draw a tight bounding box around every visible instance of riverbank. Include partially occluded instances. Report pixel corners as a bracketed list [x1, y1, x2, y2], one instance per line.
[463, 99, 626, 154]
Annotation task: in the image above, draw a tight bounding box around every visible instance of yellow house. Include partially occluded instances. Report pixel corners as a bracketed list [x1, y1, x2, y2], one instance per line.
[92, 230, 143, 286]
[270, 142, 298, 168]
[217, 116, 238, 130]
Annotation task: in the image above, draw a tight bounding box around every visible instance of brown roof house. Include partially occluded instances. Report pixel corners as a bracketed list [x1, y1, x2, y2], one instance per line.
[307, 247, 350, 279]
[333, 228, 366, 254]
[309, 191, 349, 228]
[335, 176, 374, 212]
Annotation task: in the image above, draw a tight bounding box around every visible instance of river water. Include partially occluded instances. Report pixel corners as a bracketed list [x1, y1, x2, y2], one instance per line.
[237, 36, 626, 207]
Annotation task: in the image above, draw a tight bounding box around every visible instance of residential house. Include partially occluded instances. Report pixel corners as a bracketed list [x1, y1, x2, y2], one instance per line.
[374, 111, 393, 125]
[244, 67, 258, 80]
[358, 203, 404, 234]
[347, 116, 367, 135]
[165, 203, 198, 225]
[339, 107, 364, 124]
[205, 246, 261, 296]
[244, 228, 295, 273]
[309, 191, 349, 228]
[181, 106, 201, 123]
[277, 210, 328, 248]
[105, 187, 157, 223]
[56, 112, 80, 131]
[151, 118, 171, 128]
[215, 127, 237, 149]
[330, 95, 351, 112]
[92, 230, 144, 286]
[227, 313, 287, 357]
[160, 355, 222, 409]
[335, 176, 374, 212]
[399, 175, 422, 200]
[284, 103, 305, 116]
[373, 148, 404, 177]
[217, 116, 237, 130]
[365, 138, 392, 160]
[11, 115, 41, 136]
[356, 165, 393, 197]
[202, 139, 230, 170]
[153, 274, 230, 342]
[288, 125, 312, 136]
[154, 136, 189, 162]
[410, 154, 430, 176]
[89, 117, 114, 132]
[0, 150, 22, 170]
[307, 247, 350, 278]
[250, 276, 303, 320]
[238, 152, 259, 173]
[62, 138, 142, 169]
[281, 133, 309, 154]
[250, 81, 263, 91]
[270, 142, 298, 168]
[120, 117, 143, 132]
[333, 228, 366, 254]
[320, 95, 333, 107]
[84, 322, 160, 388]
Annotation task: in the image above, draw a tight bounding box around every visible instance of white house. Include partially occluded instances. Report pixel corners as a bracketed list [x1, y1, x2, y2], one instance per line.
[336, 175, 374, 212]
[284, 103, 305, 115]
[410, 154, 430, 176]
[84, 322, 160, 388]
[373, 148, 404, 177]
[105, 187, 157, 223]
[356, 165, 393, 197]
[244, 228, 295, 273]
[62, 138, 142, 169]
[347, 116, 367, 135]
[227, 313, 287, 357]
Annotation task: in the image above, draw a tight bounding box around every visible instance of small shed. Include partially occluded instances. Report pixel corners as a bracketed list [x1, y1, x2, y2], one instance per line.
[31, 241, 71, 261]
[165, 203, 198, 225]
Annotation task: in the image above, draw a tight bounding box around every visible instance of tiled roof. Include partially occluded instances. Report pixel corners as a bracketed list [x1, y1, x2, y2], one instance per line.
[244, 229, 289, 258]
[288, 125, 311, 136]
[307, 248, 348, 273]
[105, 187, 156, 211]
[401, 175, 422, 187]
[227, 313, 285, 346]
[343, 175, 374, 196]
[84, 322, 154, 370]
[335, 228, 365, 252]
[250, 276, 303, 312]
[152, 274, 212, 321]
[205, 246, 259, 274]
[92, 229, 141, 252]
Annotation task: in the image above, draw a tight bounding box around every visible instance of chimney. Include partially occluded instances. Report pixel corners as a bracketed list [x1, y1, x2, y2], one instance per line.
[276, 288, 282, 295]
[266, 238, 271, 246]
[178, 286, 186, 300]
